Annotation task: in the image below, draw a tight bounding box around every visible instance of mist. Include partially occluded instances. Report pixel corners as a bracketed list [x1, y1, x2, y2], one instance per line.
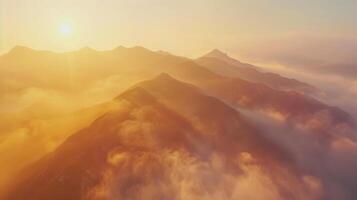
[239, 107, 357, 200]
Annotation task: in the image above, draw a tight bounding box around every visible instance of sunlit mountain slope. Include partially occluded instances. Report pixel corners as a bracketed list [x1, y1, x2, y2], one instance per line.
[2, 74, 322, 200]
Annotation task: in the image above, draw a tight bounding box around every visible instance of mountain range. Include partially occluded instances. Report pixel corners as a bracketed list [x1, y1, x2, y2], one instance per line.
[0, 46, 356, 200]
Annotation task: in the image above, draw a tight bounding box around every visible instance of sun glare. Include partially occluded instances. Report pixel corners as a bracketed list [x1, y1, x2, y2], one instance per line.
[59, 23, 73, 37]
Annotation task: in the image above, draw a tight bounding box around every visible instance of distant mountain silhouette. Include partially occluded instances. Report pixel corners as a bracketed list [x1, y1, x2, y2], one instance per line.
[197, 49, 318, 94]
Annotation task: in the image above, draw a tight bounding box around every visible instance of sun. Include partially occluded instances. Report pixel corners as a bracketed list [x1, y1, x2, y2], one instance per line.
[59, 23, 73, 37]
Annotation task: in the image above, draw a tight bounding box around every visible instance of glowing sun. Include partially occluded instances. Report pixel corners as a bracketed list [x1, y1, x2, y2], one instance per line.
[59, 23, 73, 37]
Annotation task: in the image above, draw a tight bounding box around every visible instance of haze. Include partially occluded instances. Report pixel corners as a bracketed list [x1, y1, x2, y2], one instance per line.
[1, 1, 357, 200]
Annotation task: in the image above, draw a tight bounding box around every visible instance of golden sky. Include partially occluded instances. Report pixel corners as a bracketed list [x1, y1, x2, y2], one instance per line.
[1, 0, 357, 60]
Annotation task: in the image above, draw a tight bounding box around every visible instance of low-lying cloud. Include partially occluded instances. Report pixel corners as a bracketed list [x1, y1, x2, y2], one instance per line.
[240, 107, 357, 200]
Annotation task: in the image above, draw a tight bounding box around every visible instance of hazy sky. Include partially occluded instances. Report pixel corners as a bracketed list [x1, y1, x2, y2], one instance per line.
[1, 0, 357, 62]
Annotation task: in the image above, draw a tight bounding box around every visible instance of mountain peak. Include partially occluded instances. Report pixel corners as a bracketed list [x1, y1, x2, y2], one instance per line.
[79, 46, 96, 52]
[199, 49, 249, 67]
[116, 87, 158, 105]
[132, 45, 147, 50]
[205, 49, 228, 58]
[73, 47, 97, 54]
[156, 72, 174, 80]
[112, 45, 153, 55]
[113, 45, 126, 51]
[7, 45, 34, 55]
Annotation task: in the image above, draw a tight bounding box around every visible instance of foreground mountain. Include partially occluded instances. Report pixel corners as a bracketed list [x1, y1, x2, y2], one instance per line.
[196, 49, 317, 94]
[2, 74, 323, 200]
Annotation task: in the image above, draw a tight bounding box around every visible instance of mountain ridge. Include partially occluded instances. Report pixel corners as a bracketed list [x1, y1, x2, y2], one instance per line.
[0, 45, 353, 138]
